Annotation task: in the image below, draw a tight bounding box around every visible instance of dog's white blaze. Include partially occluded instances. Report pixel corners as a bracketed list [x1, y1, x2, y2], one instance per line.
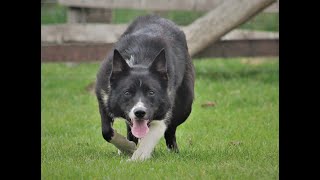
[129, 98, 146, 119]
[130, 120, 167, 161]
[100, 89, 108, 105]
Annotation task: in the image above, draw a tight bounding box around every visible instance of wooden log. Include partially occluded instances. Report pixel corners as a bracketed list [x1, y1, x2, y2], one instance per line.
[184, 0, 276, 56]
[264, 0, 279, 13]
[109, 130, 137, 155]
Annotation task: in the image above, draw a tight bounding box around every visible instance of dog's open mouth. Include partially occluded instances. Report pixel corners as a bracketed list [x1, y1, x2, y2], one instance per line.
[128, 119, 151, 138]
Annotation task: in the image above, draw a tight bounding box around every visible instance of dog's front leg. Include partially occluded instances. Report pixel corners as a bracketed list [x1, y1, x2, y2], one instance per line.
[98, 101, 114, 142]
[130, 121, 167, 161]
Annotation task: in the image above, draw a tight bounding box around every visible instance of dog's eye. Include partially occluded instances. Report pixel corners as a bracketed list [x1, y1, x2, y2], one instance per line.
[148, 90, 155, 96]
[124, 91, 131, 96]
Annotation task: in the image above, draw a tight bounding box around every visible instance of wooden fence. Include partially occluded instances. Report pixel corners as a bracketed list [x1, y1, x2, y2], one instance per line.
[41, 0, 279, 62]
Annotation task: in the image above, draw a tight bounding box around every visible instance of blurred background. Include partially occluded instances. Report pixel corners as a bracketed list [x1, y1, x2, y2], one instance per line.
[41, 0, 278, 62]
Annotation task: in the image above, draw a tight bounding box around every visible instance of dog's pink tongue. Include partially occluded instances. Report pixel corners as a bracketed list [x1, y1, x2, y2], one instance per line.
[132, 119, 149, 138]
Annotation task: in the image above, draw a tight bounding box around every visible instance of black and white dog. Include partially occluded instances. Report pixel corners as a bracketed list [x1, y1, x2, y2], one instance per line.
[95, 15, 195, 161]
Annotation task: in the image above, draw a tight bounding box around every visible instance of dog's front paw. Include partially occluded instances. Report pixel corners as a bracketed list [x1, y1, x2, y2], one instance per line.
[102, 127, 114, 142]
[129, 149, 151, 161]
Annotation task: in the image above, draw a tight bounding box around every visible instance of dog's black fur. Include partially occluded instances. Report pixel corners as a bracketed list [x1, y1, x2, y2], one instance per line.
[95, 15, 195, 152]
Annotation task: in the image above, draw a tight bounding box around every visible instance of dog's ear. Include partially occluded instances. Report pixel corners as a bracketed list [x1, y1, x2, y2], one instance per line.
[150, 49, 167, 78]
[112, 49, 130, 73]
[110, 49, 130, 82]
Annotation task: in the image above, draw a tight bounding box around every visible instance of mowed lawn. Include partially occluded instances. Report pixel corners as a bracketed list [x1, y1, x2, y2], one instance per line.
[41, 58, 279, 179]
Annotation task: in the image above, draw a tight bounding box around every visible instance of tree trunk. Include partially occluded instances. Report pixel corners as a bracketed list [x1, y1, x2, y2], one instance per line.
[184, 0, 276, 56]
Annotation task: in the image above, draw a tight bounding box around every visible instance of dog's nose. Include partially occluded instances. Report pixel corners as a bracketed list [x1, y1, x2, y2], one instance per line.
[134, 109, 146, 118]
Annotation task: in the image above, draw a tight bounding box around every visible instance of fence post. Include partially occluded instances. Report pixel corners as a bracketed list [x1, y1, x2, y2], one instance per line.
[67, 7, 112, 23]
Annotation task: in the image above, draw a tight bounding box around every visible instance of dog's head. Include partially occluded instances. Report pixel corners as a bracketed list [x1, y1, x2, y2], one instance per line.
[108, 49, 170, 138]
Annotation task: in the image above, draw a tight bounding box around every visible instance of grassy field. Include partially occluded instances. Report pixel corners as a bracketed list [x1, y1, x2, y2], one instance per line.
[41, 4, 278, 31]
[41, 58, 279, 179]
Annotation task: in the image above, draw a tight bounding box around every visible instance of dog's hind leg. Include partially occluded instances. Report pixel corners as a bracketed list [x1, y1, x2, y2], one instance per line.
[165, 85, 193, 153]
[164, 125, 179, 152]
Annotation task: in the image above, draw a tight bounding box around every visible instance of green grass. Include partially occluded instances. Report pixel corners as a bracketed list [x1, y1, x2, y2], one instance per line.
[41, 4, 278, 31]
[239, 13, 279, 32]
[112, 9, 205, 26]
[41, 4, 67, 24]
[41, 58, 279, 179]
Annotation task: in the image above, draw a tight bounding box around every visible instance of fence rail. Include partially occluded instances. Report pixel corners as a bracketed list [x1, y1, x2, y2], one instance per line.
[41, 24, 278, 44]
[41, 24, 278, 62]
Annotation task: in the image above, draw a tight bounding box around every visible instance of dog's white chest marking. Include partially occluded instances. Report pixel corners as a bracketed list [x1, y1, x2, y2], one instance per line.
[130, 120, 167, 161]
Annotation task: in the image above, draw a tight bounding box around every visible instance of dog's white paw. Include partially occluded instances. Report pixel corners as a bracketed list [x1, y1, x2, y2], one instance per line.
[117, 149, 122, 155]
[129, 149, 151, 161]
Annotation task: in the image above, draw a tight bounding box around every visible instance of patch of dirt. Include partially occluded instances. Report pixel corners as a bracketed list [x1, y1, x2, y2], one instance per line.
[229, 141, 242, 146]
[65, 62, 79, 68]
[85, 81, 96, 95]
[201, 101, 216, 108]
[240, 58, 270, 65]
[188, 138, 193, 146]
